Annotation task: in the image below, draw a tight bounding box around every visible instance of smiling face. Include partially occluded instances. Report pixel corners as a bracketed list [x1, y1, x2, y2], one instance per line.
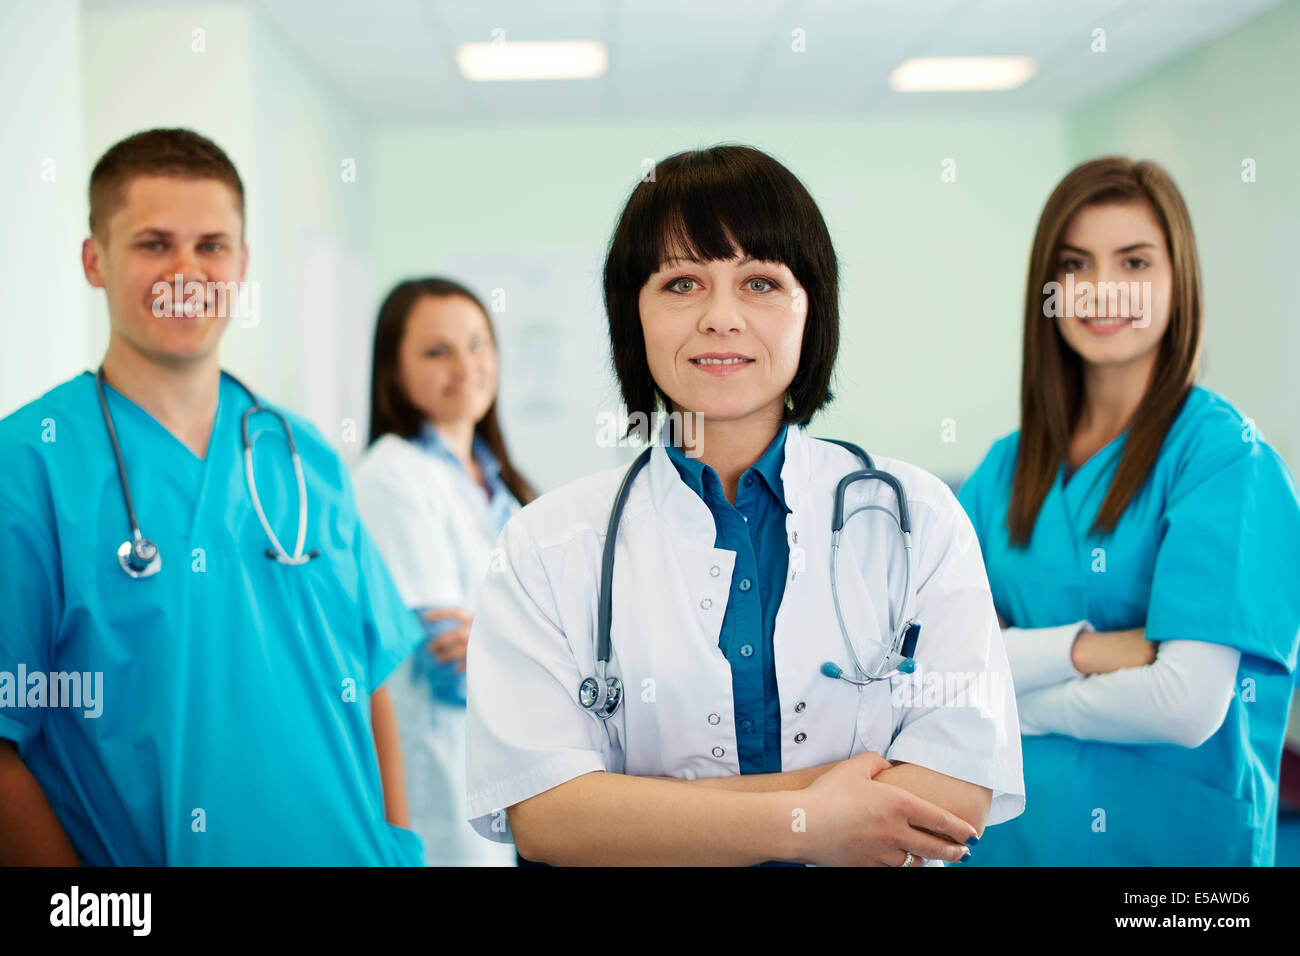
[396, 294, 499, 429]
[82, 175, 247, 368]
[638, 248, 806, 425]
[1053, 199, 1173, 370]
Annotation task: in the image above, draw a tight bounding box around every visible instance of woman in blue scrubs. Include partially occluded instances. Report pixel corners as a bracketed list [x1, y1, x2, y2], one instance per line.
[959, 156, 1300, 865]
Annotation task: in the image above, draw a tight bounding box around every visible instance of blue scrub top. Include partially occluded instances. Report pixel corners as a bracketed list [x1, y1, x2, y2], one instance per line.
[958, 386, 1300, 865]
[665, 423, 791, 775]
[0, 371, 426, 865]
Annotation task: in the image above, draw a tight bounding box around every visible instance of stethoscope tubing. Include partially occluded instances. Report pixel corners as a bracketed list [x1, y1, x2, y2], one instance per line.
[96, 365, 316, 573]
[582, 436, 920, 717]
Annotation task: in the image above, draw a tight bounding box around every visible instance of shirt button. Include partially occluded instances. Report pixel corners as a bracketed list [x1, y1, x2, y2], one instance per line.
[712, 746, 725, 758]
[709, 565, 720, 577]
[738, 578, 752, 592]
[700, 598, 712, 610]
[794, 732, 807, 743]
[794, 701, 806, 713]
[739, 718, 754, 733]
[744, 474, 754, 486]
[707, 713, 720, 725]
[739, 643, 754, 658]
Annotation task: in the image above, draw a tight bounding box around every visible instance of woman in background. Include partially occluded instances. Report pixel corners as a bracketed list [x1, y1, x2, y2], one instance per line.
[354, 277, 536, 866]
[958, 157, 1300, 865]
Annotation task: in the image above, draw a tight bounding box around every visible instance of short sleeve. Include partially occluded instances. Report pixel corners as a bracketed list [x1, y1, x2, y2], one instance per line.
[0, 494, 59, 750]
[353, 511, 425, 691]
[884, 482, 1026, 827]
[955, 453, 990, 543]
[464, 518, 608, 843]
[1145, 435, 1300, 675]
[956, 436, 1015, 553]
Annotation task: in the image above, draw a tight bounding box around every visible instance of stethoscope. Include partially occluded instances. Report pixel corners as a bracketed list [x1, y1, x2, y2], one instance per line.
[579, 437, 922, 719]
[95, 365, 321, 579]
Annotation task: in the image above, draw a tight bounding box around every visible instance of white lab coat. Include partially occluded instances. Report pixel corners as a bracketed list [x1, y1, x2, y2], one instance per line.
[354, 433, 519, 866]
[465, 424, 1025, 863]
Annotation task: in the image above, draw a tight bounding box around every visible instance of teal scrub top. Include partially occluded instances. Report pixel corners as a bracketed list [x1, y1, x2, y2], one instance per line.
[0, 371, 425, 865]
[958, 385, 1300, 866]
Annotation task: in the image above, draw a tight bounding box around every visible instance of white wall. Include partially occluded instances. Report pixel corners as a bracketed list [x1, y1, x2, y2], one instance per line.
[0, 1, 372, 455]
[370, 113, 1069, 491]
[3, 0, 1294, 487]
[0, 0, 89, 415]
[1065, 0, 1300, 470]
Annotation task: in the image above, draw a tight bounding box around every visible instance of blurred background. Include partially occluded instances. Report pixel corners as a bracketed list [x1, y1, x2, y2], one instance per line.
[2, 0, 1299, 852]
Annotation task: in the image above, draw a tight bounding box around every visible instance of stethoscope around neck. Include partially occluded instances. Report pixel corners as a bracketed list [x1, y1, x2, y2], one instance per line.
[95, 365, 320, 578]
[578, 437, 923, 720]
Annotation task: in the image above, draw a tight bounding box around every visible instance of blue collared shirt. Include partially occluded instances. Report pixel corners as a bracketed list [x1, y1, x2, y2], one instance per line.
[665, 424, 792, 775]
[413, 423, 516, 535]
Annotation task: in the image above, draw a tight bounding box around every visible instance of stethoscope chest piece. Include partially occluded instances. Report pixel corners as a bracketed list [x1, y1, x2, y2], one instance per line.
[117, 537, 161, 579]
[579, 675, 622, 719]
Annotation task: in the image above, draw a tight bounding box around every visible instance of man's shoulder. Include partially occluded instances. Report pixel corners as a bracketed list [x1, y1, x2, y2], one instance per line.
[0, 372, 95, 449]
[0, 373, 99, 522]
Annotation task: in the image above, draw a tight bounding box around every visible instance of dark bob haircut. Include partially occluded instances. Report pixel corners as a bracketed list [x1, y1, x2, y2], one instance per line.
[602, 144, 839, 437]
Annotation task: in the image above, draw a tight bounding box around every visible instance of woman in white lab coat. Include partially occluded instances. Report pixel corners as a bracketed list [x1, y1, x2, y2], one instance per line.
[354, 277, 535, 866]
[464, 145, 1025, 866]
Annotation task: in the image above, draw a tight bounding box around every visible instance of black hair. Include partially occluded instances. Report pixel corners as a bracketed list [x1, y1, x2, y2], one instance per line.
[602, 144, 839, 436]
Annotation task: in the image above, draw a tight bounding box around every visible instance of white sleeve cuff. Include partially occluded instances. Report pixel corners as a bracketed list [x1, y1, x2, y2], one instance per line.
[1000, 620, 1091, 693]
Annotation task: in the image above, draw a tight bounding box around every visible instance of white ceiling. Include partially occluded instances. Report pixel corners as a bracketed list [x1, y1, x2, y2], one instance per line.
[167, 0, 1295, 119]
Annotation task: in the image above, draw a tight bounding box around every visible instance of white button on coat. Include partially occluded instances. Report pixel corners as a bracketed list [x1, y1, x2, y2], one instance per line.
[465, 425, 1025, 847]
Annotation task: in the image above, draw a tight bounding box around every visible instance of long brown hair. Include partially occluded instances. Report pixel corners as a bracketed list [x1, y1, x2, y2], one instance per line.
[368, 278, 536, 506]
[1007, 157, 1202, 545]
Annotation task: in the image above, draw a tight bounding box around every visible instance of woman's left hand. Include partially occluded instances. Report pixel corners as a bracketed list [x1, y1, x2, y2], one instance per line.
[424, 607, 473, 672]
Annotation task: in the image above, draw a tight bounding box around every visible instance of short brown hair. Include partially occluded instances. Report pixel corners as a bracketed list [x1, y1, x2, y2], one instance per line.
[88, 128, 245, 239]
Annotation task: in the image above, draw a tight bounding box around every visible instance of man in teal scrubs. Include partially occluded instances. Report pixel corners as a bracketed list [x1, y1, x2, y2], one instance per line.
[0, 128, 425, 865]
